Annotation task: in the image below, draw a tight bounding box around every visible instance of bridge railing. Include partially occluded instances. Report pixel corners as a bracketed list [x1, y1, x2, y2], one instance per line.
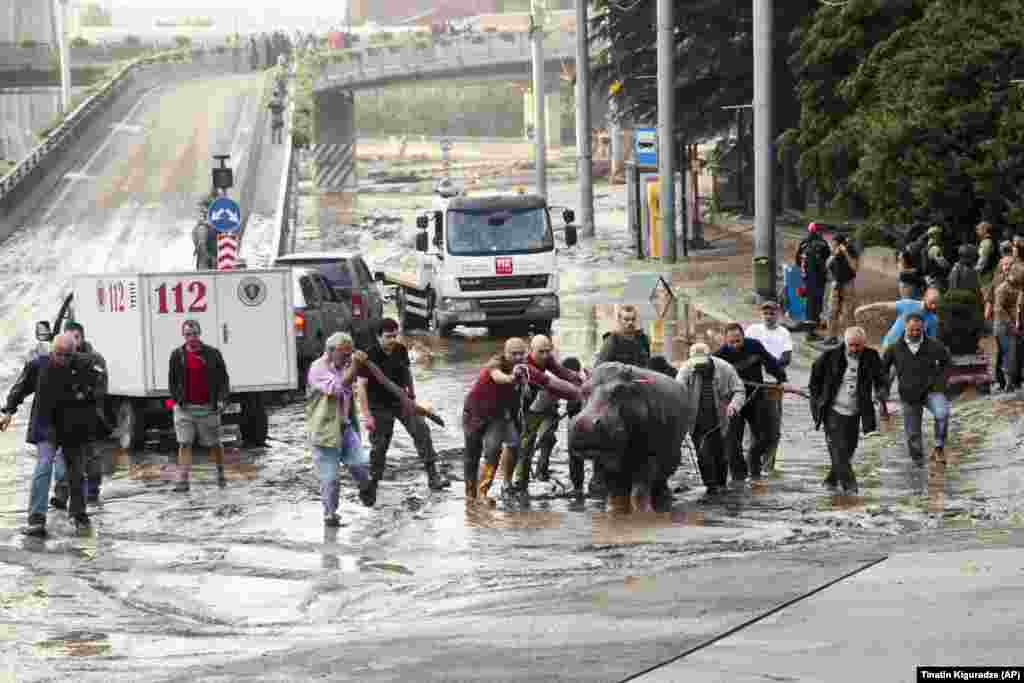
[0, 45, 246, 210]
[314, 31, 578, 92]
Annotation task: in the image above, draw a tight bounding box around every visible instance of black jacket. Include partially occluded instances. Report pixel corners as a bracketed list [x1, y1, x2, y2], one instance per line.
[882, 336, 950, 404]
[3, 355, 51, 444]
[797, 234, 831, 281]
[809, 346, 887, 434]
[715, 338, 786, 386]
[36, 353, 107, 447]
[168, 343, 230, 408]
[596, 331, 651, 369]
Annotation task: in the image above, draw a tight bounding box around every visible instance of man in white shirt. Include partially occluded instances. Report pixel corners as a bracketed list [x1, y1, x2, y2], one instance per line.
[745, 301, 793, 471]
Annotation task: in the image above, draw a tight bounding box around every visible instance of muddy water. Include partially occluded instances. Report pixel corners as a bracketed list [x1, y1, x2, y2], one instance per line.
[3, 183, 1024, 681]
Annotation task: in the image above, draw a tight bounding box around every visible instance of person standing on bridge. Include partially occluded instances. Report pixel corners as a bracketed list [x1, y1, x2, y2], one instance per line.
[167, 320, 230, 492]
[269, 95, 285, 145]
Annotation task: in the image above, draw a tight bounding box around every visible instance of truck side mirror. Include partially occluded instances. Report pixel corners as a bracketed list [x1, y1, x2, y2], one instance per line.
[564, 225, 578, 247]
[415, 232, 429, 252]
[35, 320, 52, 342]
[416, 215, 429, 229]
[562, 209, 575, 224]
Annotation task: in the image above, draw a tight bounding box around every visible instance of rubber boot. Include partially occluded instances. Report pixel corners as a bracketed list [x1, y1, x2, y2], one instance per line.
[174, 446, 192, 492]
[424, 460, 450, 491]
[464, 479, 478, 501]
[606, 495, 632, 514]
[478, 463, 498, 500]
[534, 444, 553, 482]
[210, 445, 227, 488]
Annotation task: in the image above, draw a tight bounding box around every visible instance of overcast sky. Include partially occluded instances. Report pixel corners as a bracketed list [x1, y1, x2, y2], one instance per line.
[110, 0, 348, 12]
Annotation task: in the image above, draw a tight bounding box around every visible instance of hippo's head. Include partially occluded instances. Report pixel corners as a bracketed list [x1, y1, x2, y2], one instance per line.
[569, 363, 656, 460]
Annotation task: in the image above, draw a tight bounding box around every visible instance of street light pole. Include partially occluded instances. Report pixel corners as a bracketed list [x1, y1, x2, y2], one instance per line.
[574, 0, 595, 238]
[531, 0, 547, 199]
[656, 0, 676, 263]
[753, 0, 775, 299]
[54, 0, 72, 115]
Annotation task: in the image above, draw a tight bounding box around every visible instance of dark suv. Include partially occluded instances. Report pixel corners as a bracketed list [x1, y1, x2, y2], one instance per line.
[290, 267, 353, 385]
[274, 251, 384, 348]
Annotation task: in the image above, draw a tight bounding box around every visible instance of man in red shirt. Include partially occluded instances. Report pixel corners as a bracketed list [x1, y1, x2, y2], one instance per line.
[168, 320, 230, 492]
[462, 337, 583, 503]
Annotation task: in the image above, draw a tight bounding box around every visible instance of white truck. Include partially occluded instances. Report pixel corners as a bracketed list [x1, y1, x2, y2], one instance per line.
[43, 269, 297, 450]
[377, 193, 578, 337]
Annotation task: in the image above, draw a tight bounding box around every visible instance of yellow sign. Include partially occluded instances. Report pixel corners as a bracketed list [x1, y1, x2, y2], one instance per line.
[610, 80, 623, 96]
[647, 181, 662, 258]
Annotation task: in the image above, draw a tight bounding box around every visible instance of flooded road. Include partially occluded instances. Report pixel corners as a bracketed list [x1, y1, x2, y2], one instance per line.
[3, 161, 1024, 680]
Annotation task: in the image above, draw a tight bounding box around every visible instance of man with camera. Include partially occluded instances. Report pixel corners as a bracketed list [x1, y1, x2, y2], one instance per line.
[825, 235, 859, 346]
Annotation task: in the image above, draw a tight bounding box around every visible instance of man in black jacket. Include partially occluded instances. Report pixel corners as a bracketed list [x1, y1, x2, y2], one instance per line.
[809, 326, 888, 494]
[168, 319, 230, 492]
[35, 333, 106, 531]
[796, 223, 832, 340]
[595, 304, 650, 369]
[882, 312, 952, 464]
[714, 323, 788, 481]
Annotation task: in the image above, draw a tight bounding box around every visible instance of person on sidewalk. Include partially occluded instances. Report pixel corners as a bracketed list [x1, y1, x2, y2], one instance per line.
[882, 312, 952, 465]
[796, 222, 832, 340]
[513, 334, 586, 493]
[714, 322, 787, 482]
[992, 264, 1024, 392]
[676, 343, 745, 497]
[744, 301, 792, 471]
[824, 235, 859, 346]
[809, 326, 888, 494]
[975, 221, 998, 292]
[307, 332, 375, 526]
[167, 320, 230, 492]
[355, 318, 448, 502]
[51, 321, 107, 508]
[881, 288, 941, 351]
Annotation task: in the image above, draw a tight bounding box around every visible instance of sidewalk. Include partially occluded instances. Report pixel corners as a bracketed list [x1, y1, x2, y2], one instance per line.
[632, 547, 1024, 682]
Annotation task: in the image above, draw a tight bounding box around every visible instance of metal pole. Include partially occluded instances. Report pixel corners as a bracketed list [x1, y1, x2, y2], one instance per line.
[54, 0, 71, 115]
[753, 0, 775, 298]
[531, 0, 547, 199]
[574, 0, 594, 237]
[656, 0, 676, 263]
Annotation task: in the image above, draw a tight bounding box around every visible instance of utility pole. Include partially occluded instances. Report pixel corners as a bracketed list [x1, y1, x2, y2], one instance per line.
[656, 0, 676, 262]
[753, 0, 775, 299]
[574, 0, 594, 237]
[530, 0, 547, 199]
[54, 0, 72, 116]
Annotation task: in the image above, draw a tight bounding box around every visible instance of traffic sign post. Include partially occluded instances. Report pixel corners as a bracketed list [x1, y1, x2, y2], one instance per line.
[207, 196, 241, 271]
[217, 233, 240, 270]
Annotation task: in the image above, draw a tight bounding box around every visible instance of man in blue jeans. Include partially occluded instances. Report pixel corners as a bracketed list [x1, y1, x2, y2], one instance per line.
[882, 312, 952, 463]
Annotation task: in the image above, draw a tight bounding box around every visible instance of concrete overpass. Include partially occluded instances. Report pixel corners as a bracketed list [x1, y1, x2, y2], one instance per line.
[311, 31, 596, 199]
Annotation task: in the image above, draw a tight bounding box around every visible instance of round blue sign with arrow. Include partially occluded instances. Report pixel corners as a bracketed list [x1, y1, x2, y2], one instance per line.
[208, 197, 241, 233]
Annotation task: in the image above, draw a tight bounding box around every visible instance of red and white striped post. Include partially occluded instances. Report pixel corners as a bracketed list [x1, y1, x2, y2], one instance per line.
[217, 233, 239, 270]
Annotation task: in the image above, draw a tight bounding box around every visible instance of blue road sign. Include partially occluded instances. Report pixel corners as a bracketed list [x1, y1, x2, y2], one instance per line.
[208, 197, 241, 233]
[634, 127, 657, 168]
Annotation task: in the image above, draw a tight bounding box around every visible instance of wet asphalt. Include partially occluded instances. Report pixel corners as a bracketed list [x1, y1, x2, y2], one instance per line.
[2, 93, 1024, 679]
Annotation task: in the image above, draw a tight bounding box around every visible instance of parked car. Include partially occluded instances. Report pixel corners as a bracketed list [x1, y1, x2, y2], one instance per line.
[290, 266, 353, 386]
[273, 251, 384, 348]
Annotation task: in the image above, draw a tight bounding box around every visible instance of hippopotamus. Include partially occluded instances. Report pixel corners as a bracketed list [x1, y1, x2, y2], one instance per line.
[569, 362, 695, 513]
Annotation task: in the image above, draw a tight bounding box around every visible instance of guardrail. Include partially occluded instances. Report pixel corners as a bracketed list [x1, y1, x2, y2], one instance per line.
[0, 46, 246, 209]
[314, 31, 578, 92]
[272, 93, 297, 261]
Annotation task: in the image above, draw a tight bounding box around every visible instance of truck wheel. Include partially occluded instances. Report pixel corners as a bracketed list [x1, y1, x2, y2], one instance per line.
[239, 393, 269, 446]
[117, 399, 146, 452]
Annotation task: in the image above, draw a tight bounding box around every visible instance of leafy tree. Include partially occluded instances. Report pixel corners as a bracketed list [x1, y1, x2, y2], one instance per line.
[791, 0, 1024, 237]
[79, 3, 112, 28]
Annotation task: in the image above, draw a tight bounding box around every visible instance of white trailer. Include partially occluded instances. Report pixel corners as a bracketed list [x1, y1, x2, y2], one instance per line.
[47, 269, 297, 450]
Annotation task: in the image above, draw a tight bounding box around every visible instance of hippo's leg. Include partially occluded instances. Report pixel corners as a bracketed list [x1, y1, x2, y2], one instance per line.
[630, 480, 653, 514]
[651, 479, 672, 512]
[605, 465, 632, 514]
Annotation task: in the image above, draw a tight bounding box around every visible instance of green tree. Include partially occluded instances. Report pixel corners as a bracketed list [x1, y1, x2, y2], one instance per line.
[79, 2, 112, 27]
[791, 0, 1024, 236]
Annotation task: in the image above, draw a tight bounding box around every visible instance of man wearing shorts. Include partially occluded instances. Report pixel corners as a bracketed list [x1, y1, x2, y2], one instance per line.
[168, 319, 230, 492]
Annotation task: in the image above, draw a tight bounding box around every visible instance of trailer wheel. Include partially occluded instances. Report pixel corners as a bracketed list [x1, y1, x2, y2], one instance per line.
[239, 393, 268, 446]
[117, 399, 146, 452]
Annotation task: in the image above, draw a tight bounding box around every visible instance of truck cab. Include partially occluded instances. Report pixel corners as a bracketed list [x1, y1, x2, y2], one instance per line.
[384, 193, 577, 337]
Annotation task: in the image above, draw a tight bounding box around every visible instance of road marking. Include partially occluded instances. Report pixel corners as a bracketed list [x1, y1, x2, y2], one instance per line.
[41, 85, 165, 224]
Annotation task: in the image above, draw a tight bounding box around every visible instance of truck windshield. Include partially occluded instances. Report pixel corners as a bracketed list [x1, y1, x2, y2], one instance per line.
[446, 208, 553, 256]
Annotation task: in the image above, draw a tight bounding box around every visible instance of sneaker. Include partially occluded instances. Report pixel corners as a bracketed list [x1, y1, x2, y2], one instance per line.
[324, 513, 341, 527]
[21, 521, 47, 537]
[50, 496, 67, 510]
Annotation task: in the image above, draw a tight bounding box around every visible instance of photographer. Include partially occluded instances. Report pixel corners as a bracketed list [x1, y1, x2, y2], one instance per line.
[825, 235, 859, 346]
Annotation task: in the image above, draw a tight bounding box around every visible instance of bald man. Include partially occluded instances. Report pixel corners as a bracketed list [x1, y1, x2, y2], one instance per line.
[511, 335, 586, 493]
